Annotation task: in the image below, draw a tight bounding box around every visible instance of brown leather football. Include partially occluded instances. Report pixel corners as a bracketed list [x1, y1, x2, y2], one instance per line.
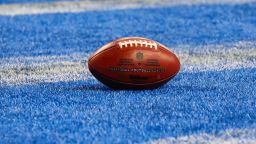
[88, 37, 180, 89]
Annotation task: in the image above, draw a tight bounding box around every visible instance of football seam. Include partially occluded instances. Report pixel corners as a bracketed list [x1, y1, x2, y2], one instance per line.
[88, 45, 116, 62]
[89, 37, 168, 62]
[89, 43, 170, 63]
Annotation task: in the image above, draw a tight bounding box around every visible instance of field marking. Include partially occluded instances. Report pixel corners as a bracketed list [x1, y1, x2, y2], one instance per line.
[175, 41, 256, 72]
[0, 41, 255, 85]
[0, 53, 91, 85]
[147, 128, 256, 144]
[0, 0, 255, 16]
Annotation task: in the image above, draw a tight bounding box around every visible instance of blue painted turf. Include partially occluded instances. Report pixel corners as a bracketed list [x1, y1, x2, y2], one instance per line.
[0, 3, 256, 58]
[0, 2, 256, 143]
[0, 68, 255, 143]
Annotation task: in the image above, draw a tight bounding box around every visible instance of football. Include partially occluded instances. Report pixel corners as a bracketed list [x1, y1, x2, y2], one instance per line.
[88, 37, 180, 89]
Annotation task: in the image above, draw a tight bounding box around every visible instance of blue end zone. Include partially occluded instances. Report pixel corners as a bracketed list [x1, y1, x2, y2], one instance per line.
[0, 3, 256, 58]
[0, 68, 255, 143]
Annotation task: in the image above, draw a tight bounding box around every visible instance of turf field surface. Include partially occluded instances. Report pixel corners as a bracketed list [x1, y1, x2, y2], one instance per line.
[0, 0, 256, 143]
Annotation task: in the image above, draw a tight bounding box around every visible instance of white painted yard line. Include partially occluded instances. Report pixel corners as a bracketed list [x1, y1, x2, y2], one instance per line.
[0, 52, 89, 68]
[0, 53, 91, 85]
[0, 0, 255, 16]
[175, 41, 256, 72]
[147, 128, 256, 144]
[0, 41, 255, 85]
